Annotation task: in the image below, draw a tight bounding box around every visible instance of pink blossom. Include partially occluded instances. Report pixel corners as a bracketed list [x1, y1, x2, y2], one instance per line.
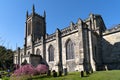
[13, 64, 36, 76]
[13, 64, 49, 76]
[35, 64, 48, 74]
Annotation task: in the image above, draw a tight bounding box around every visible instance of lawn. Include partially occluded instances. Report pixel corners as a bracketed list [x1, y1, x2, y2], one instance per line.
[1, 70, 120, 80]
[31, 70, 120, 80]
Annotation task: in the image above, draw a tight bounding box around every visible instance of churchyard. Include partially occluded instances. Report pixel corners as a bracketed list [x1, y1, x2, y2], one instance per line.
[0, 70, 120, 80]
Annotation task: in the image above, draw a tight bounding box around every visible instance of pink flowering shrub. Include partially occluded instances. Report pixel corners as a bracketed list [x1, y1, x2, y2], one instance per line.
[35, 64, 48, 74]
[13, 64, 36, 76]
[13, 64, 48, 76]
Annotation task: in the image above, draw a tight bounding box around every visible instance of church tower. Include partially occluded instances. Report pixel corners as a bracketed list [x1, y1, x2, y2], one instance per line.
[24, 5, 46, 54]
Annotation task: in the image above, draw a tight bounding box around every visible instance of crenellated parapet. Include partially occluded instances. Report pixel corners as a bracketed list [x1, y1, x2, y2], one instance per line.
[26, 5, 45, 20]
[27, 13, 45, 20]
[20, 48, 24, 53]
[103, 24, 120, 35]
[46, 33, 56, 42]
[34, 38, 42, 43]
[34, 38, 42, 47]
[61, 24, 78, 37]
[45, 22, 79, 42]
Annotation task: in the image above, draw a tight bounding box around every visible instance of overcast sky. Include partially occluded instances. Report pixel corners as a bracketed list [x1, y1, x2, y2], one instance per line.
[0, 0, 120, 50]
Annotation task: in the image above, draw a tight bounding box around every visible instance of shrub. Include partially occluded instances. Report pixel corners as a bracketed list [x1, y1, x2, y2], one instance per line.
[35, 64, 48, 75]
[13, 64, 36, 76]
[13, 64, 48, 77]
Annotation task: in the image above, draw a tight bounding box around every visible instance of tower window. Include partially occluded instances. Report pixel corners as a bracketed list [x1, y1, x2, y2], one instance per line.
[35, 22, 42, 35]
[28, 22, 31, 35]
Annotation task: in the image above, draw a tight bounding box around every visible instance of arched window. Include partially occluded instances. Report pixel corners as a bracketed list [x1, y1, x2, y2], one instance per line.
[66, 39, 75, 60]
[35, 22, 41, 34]
[36, 49, 40, 55]
[48, 45, 54, 61]
[28, 52, 30, 55]
[28, 22, 31, 35]
[21, 54, 23, 57]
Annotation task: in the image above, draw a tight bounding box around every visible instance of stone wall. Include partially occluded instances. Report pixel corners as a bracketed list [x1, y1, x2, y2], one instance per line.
[34, 43, 43, 56]
[46, 39, 57, 71]
[61, 32, 80, 72]
[102, 30, 120, 69]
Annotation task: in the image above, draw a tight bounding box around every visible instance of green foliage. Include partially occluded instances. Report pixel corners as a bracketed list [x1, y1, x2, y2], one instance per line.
[1, 76, 9, 80]
[0, 46, 14, 70]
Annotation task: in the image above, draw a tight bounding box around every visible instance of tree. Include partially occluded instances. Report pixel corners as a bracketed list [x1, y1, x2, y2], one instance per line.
[0, 46, 14, 70]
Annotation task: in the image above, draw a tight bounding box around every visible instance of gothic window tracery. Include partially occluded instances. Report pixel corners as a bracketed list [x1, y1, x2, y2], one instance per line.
[66, 39, 75, 60]
[48, 45, 54, 61]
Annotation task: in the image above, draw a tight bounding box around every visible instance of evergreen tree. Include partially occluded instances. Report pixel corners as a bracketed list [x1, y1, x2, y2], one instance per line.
[0, 46, 14, 70]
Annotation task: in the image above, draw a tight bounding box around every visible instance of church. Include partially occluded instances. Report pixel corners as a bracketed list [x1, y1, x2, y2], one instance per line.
[14, 5, 120, 72]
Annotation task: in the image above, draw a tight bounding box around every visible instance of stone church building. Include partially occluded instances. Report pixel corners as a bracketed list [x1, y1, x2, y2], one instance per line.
[14, 6, 120, 72]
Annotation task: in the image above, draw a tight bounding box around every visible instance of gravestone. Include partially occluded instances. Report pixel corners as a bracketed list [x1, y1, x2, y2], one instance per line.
[80, 71, 84, 77]
[91, 69, 93, 73]
[63, 68, 67, 76]
[86, 71, 90, 75]
[59, 71, 62, 76]
[52, 70, 57, 77]
[0, 74, 1, 78]
[47, 70, 51, 76]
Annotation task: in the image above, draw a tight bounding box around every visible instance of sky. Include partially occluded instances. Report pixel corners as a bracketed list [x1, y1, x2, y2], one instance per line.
[0, 0, 120, 50]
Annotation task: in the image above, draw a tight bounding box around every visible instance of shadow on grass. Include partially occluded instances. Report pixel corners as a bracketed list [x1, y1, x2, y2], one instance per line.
[31, 72, 91, 80]
[83, 75, 89, 77]
[32, 75, 52, 79]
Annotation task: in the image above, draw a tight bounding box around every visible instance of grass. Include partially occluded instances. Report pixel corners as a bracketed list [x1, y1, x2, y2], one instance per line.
[1, 70, 120, 80]
[85, 70, 120, 80]
[32, 72, 80, 80]
[31, 70, 120, 80]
